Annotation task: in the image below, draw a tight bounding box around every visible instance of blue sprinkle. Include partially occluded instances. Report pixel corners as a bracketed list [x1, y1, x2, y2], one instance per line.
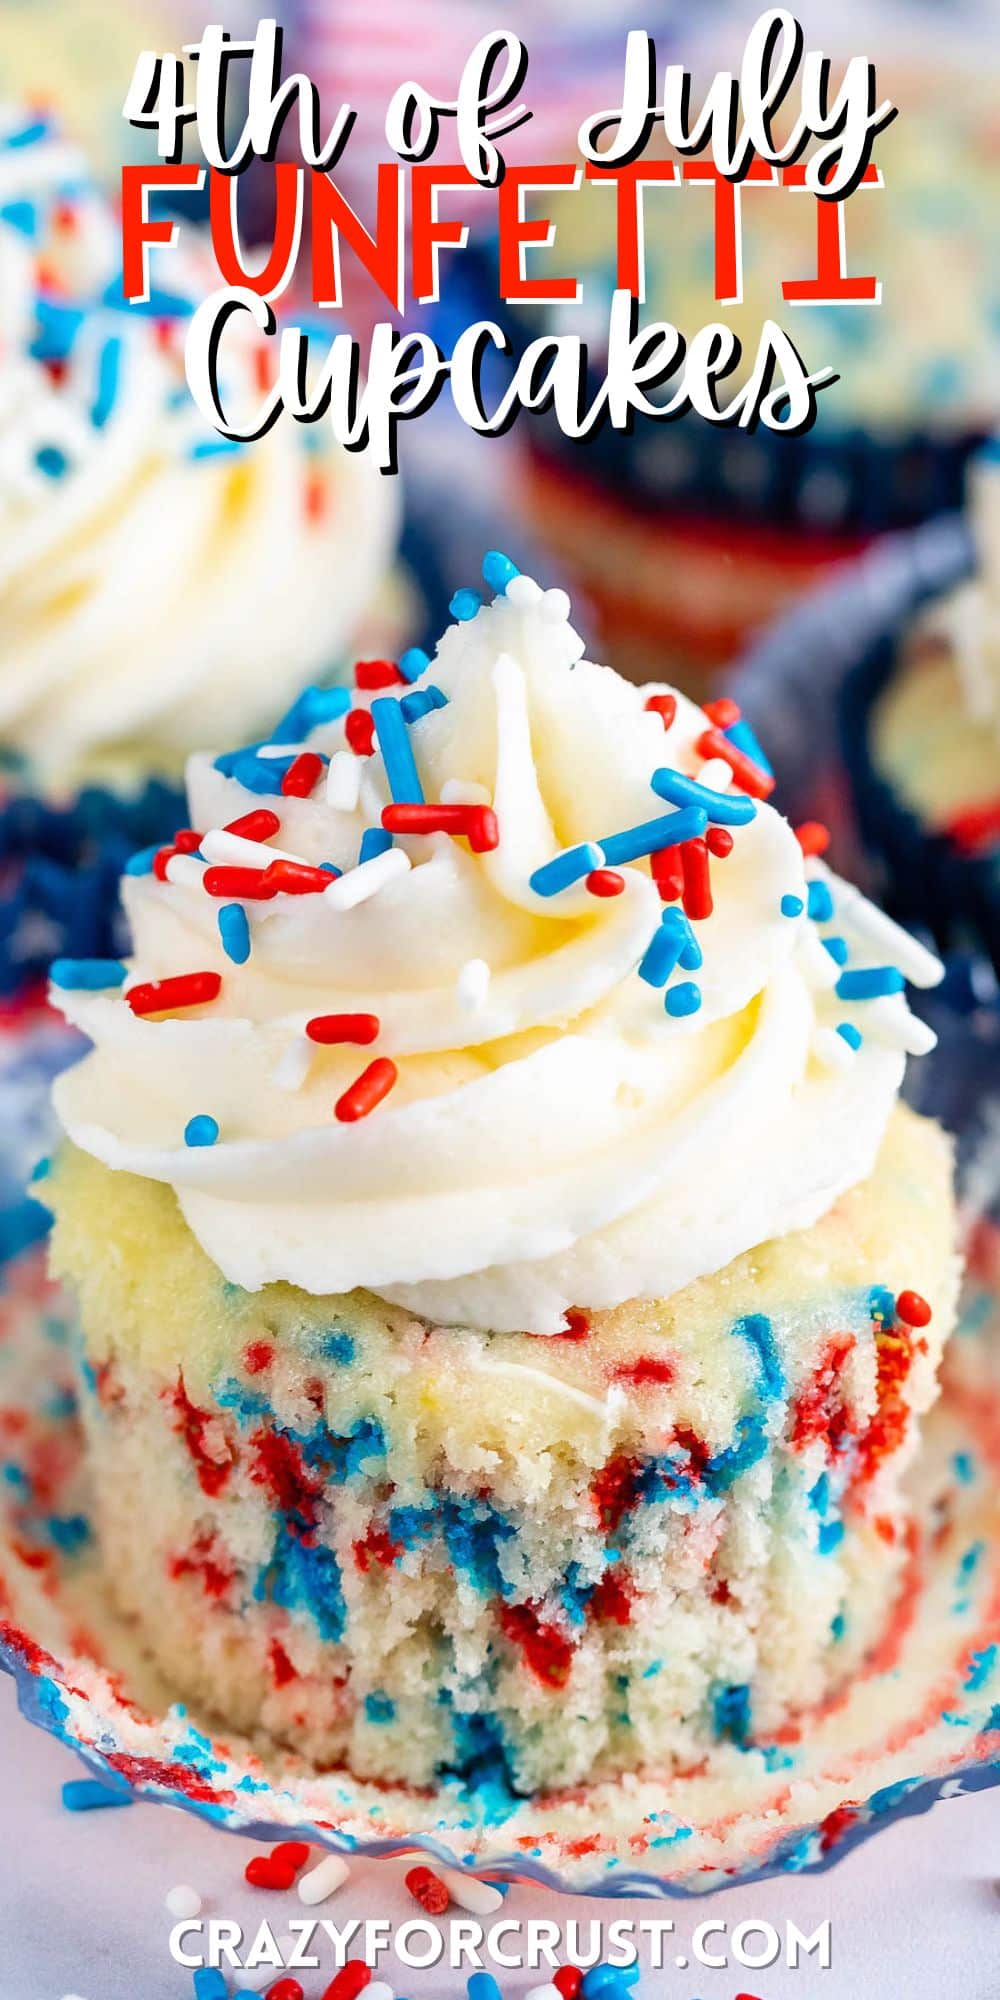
[399, 646, 431, 682]
[188, 435, 244, 461]
[184, 1115, 219, 1148]
[781, 894, 805, 918]
[831, 1609, 847, 1642]
[712, 1682, 752, 1747]
[836, 966, 904, 1000]
[371, 695, 424, 804]
[822, 934, 850, 965]
[650, 767, 756, 825]
[62, 1778, 132, 1812]
[124, 844, 160, 876]
[5, 118, 50, 149]
[272, 684, 350, 740]
[725, 716, 773, 777]
[467, 1977, 504, 2000]
[322, 1330, 356, 1366]
[638, 908, 698, 987]
[450, 588, 482, 621]
[807, 878, 835, 923]
[0, 198, 37, 236]
[582, 1968, 638, 1998]
[482, 550, 520, 594]
[837, 1022, 863, 1050]
[400, 684, 448, 725]
[869, 1284, 896, 1325]
[818, 1519, 845, 1555]
[214, 748, 292, 795]
[49, 957, 126, 991]
[530, 842, 604, 897]
[964, 1644, 997, 1692]
[665, 980, 701, 1017]
[364, 1690, 396, 1723]
[360, 826, 393, 863]
[218, 903, 251, 965]
[599, 804, 707, 867]
[90, 334, 122, 430]
[34, 442, 69, 479]
[193, 1973, 228, 2000]
[733, 1312, 785, 1400]
[952, 1450, 976, 1486]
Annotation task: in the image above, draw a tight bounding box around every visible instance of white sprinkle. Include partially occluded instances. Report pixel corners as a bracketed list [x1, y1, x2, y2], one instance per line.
[323, 846, 411, 910]
[440, 777, 491, 807]
[231, 1964, 273, 1993]
[165, 1884, 202, 1919]
[525, 1986, 563, 2000]
[816, 866, 943, 989]
[540, 586, 571, 622]
[695, 757, 733, 792]
[297, 1853, 351, 1905]
[863, 996, 938, 1056]
[327, 751, 362, 813]
[272, 1037, 313, 1092]
[366, 1985, 395, 2000]
[438, 1866, 505, 1914]
[457, 959, 491, 1012]
[796, 925, 839, 991]
[201, 830, 301, 869]
[505, 573, 543, 608]
[257, 742, 302, 758]
[163, 854, 205, 890]
[812, 1026, 857, 1072]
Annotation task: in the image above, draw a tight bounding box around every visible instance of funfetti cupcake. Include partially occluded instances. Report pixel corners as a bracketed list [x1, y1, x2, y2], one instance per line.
[46, 557, 957, 1796]
[843, 443, 1000, 977]
[0, 108, 403, 993]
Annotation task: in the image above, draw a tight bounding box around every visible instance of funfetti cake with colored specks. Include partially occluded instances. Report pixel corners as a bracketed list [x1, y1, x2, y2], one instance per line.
[45, 556, 959, 1797]
[0, 105, 404, 991]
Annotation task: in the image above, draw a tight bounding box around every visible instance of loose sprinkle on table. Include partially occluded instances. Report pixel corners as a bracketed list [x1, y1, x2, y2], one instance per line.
[297, 1854, 351, 1905]
[404, 1864, 450, 1914]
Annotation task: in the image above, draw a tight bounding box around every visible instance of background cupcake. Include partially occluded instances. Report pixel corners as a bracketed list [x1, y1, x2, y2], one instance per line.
[480, 4, 997, 689]
[0, 106, 407, 993]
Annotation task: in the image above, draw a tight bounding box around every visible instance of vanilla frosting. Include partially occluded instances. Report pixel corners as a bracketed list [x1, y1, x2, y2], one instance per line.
[51, 565, 943, 1333]
[0, 109, 400, 796]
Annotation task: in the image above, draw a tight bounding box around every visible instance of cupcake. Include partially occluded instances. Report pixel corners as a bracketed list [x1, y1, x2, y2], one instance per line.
[0, 108, 403, 991]
[491, 42, 996, 688]
[845, 443, 1000, 974]
[45, 559, 957, 1795]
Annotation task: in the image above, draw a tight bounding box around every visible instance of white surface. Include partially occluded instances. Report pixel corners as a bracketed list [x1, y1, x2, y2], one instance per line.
[0, 1677, 998, 2000]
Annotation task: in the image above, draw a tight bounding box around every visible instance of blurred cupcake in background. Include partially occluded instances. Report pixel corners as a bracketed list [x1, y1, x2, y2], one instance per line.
[495, 28, 997, 689]
[0, 108, 406, 995]
[844, 443, 1000, 977]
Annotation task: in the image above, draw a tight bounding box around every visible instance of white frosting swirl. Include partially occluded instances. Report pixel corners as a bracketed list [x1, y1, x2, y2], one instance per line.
[52, 570, 942, 1333]
[0, 109, 400, 795]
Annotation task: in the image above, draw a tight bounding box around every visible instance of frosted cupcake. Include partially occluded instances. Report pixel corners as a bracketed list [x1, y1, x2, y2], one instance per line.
[846, 443, 1000, 975]
[0, 109, 402, 990]
[47, 559, 957, 1794]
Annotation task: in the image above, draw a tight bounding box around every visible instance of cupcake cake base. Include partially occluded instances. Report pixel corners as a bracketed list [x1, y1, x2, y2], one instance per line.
[48, 1105, 956, 1797]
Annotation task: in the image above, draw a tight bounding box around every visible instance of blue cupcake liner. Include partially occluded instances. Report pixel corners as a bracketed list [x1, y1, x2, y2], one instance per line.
[0, 777, 186, 998]
[457, 242, 986, 538]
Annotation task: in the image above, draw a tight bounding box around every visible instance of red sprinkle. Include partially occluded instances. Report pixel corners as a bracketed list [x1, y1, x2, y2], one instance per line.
[203, 865, 276, 901]
[680, 837, 713, 920]
[334, 1057, 398, 1123]
[322, 1964, 372, 2000]
[267, 1983, 304, 2000]
[587, 1571, 634, 1625]
[794, 819, 832, 858]
[405, 1864, 450, 1915]
[651, 843, 684, 902]
[558, 1308, 591, 1340]
[381, 802, 500, 852]
[225, 808, 281, 842]
[943, 798, 1000, 854]
[612, 1354, 675, 1388]
[554, 1972, 584, 2000]
[244, 1341, 274, 1375]
[499, 1602, 574, 1688]
[152, 845, 175, 881]
[127, 971, 221, 1017]
[266, 859, 338, 895]
[245, 1852, 298, 1891]
[644, 693, 677, 731]
[703, 696, 742, 729]
[272, 1841, 311, 1873]
[355, 658, 404, 690]
[696, 726, 775, 799]
[282, 752, 324, 799]
[896, 1289, 932, 1328]
[585, 869, 625, 897]
[173, 828, 203, 854]
[706, 825, 734, 859]
[307, 1012, 381, 1045]
[269, 1637, 298, 1687]
[345, 710, 376, 757]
